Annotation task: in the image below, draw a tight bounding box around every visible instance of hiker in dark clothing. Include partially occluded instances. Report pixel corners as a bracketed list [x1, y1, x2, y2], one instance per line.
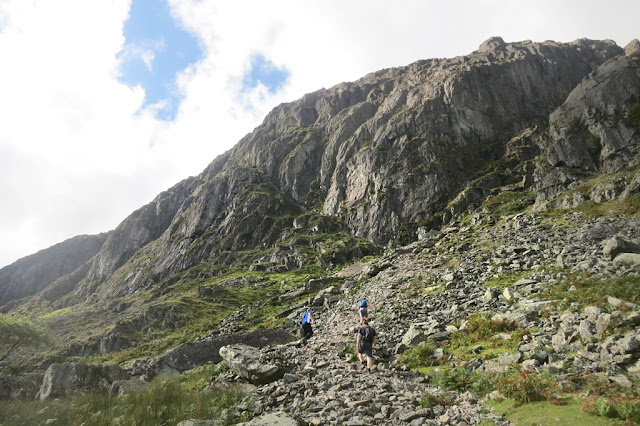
[301, 307, 315, 340]
[356, 320, 377, 372]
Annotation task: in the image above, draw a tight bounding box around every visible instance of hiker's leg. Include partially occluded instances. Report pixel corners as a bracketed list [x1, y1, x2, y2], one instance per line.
[302, 323, 311, 339]
[366, 354, 373, 369]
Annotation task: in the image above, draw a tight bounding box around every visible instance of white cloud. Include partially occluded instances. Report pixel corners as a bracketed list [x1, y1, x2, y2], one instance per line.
[118, 41, 163, 72]
[0, 0, 639, 267]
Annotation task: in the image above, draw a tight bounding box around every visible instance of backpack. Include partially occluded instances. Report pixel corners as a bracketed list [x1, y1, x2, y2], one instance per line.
[301, 310, 310, 324]
[360, 299, 368, 309]
[361, 326, 373, 341]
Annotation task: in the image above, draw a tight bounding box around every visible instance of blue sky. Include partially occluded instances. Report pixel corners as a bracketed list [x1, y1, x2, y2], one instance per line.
[117, 0, 203, 120]
[118, 0, 289, 120]
[243, 54, 290, 94]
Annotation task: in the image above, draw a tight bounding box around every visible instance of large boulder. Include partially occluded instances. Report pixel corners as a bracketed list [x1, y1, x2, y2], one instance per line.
[219, 344, 284, 385]
[38, 362, 130, 400]
[613, 253, 640, 265]
[401, 324, 428, 347]
[128, 328, 295, 380]
[603, 236, 640, 260]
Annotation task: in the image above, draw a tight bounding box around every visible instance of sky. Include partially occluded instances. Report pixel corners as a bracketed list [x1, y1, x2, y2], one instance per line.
[0, 0, 638, 268]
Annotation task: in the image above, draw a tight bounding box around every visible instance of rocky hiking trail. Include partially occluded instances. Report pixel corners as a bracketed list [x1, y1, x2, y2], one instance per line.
[227, 297, 506, 425]
[211, 212, 640, 425]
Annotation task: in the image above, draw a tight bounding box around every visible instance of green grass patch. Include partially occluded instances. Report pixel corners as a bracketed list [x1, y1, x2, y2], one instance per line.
[449, 313, 525, 353]
[403, 273, 443, 297]
[38, 307, 73, 320]
[586, 132, 602, 155]
[483, 271, 529, 288]
[401, 341, 439, 369]
[482, 190, 536, 218]
[585, 396, 640, 423]
[575, 194, 640, 218]
[493, 370, 560, 406]
[402, 314, 525, 372]
[0, 363, 243, 426]
[429, 368, 495, 395]
[543, 272, 640, 307]
[489, 398, 626, 425]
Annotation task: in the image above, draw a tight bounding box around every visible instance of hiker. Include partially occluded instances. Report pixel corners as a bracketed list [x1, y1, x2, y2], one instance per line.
[356, 319, 377, 373]
[301, 307, 315, 340]
[356, 298, 372, 325]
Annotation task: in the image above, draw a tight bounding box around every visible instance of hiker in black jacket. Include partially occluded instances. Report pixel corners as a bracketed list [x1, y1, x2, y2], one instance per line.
[356, 320, 377, 373]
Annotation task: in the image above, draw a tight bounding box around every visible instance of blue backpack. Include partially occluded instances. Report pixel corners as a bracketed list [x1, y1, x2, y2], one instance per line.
[359, 300, 368, 309]
[302, 310, 311, 324]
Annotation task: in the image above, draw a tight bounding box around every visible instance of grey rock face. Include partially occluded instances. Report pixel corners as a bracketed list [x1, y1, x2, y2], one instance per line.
[38, 362, 130, 400]
[219, 344, 284, 385]
[0, 234, 107, 308]
[537, 47, 640, 197]
[0, 373, 42, 400]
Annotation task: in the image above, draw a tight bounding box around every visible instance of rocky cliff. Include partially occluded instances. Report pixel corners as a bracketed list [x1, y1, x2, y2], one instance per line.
[1, 36, 639, 363]
[0, 234, 107, 309]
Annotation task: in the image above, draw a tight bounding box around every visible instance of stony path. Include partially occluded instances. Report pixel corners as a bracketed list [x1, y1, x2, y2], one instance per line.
[234, 276, 508, 425]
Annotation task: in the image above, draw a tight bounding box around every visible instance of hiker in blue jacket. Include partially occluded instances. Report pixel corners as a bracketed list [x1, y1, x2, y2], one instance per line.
[301, 307, 315, 340]
[356, 298, 373, 325]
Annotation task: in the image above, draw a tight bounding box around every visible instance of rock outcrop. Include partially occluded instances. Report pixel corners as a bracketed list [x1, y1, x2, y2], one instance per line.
[219, 344, 284, 385]
[127, 328, 295, 380]
[37, 362, 131, 400]
[0, 373, 42, 401]
[535, 40, 640, 199]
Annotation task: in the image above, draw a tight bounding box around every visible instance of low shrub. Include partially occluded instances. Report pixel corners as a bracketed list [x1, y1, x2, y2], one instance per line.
[430, 368, 494, 396]
[451, 313, 524, 347]
[587, 396, 640, 423]
[401, 341, 438, 369]
[0, 363, 243, 426]
[420, 392, 455, 407]
[493, 371, 557, 406]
